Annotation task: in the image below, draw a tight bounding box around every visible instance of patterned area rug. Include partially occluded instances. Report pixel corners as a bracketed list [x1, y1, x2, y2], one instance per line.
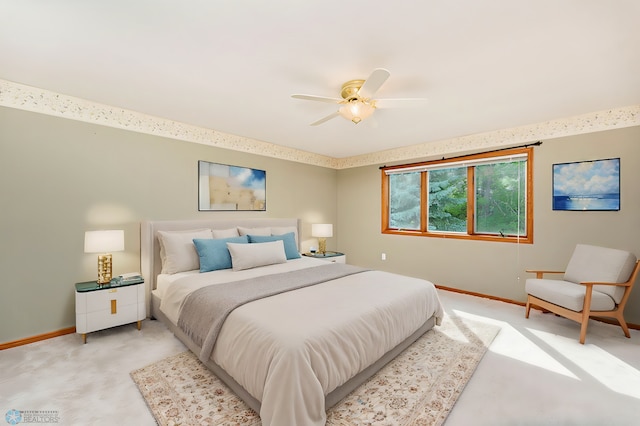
[131, 314, 499, 425]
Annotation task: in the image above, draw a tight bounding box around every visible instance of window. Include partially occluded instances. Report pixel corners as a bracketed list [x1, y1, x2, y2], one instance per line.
[381, 147, 533, 243]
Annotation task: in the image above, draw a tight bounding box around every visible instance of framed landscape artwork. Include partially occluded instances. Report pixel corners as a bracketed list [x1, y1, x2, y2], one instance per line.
[552, 158, 620, 211]
[198, 161, 266, 211]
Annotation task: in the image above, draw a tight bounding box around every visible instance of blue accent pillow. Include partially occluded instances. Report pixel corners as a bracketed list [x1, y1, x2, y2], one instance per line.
[248, 232, 301, 260]
[193, 235, 249, 272]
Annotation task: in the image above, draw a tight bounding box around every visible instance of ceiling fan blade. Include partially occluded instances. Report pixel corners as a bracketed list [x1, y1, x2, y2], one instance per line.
[374, 98, 429, 108]
[310, 111, 340, 126]
[357, 68, 391, 99]
[292, 94, 341, 104]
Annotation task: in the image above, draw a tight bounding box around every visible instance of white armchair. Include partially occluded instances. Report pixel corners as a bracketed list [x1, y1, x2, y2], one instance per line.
[525, 244, 639, 344]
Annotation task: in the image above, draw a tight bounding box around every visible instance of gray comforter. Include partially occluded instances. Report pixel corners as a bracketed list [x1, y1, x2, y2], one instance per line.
[177, 262, 367, 362]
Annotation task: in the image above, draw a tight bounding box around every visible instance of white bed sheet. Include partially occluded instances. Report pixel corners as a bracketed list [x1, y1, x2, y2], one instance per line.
[159, 259, 444, 426]
[156, 269, 199, 298]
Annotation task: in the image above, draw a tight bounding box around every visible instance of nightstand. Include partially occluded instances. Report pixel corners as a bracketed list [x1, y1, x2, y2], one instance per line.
[303, 251, 346, 264]
[75, 280, 145, 343]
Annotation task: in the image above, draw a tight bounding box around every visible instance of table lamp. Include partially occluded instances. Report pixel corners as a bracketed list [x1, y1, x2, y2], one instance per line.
[311, 224, 333, 255]
[84, 230, 125, 285]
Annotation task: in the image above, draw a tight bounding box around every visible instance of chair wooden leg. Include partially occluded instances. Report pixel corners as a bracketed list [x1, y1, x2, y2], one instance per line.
[617, 314, 631, 338]
[579, 285, 595, 345]
[525, 297, 531, 318]
[579, 318, 588, 344]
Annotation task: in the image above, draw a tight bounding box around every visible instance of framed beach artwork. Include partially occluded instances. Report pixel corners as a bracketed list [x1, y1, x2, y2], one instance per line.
[198, 161, 266, 211]
[552, 158, 620, 211]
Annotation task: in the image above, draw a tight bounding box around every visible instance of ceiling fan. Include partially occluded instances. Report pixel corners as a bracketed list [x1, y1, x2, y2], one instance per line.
[292, 68, 428, 126]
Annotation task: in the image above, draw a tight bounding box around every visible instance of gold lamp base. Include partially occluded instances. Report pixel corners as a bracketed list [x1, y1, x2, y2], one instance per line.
[318, 238, 327, 255]
[97, 253, 113, 285]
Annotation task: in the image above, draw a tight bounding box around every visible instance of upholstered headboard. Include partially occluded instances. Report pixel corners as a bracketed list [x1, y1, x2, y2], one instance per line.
[140, 218, 300, 315]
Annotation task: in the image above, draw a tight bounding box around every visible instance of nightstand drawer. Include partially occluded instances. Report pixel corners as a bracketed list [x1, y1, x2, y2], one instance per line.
[83, 285, 137, 313]
[302, 252, 346, 264]
[325, 255, 346, 263]
[83, 303, 138, 333]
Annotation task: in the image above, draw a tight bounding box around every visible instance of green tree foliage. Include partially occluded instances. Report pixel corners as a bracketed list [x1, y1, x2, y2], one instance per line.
[387, 160, 527, 236]
[389, 172, 421, 229]
[427, 168, 467, 232]
[475, 162, 526, 235]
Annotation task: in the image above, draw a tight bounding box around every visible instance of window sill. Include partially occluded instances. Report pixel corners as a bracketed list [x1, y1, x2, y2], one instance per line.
[382, 229, 533, 244]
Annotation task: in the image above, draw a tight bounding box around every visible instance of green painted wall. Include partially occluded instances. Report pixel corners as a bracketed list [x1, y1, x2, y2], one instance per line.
[0, 106, 337, 343]
[2, 103, 639, 343]
[336, 127, 640, 325]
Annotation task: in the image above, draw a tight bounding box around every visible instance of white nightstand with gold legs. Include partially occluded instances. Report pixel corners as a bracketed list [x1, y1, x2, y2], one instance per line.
[75, 280, 145, 343]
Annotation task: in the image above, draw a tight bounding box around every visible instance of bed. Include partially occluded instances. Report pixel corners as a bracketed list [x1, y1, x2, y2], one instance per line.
[141, 218, 443, 426]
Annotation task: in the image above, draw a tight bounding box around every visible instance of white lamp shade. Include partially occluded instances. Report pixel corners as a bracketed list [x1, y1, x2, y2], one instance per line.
[84, 230, 125, 253]
[312, 224, 333, 238]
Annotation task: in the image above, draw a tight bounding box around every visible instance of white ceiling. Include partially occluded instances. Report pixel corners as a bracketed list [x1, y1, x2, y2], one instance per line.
[1, 1, 639, 159]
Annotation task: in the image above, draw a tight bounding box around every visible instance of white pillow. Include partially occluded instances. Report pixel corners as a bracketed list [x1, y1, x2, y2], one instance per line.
[227, 240, 287, 271]
[211, 228, 240, 238]
[157, 229, 212, 274]
[237, 226, 271, 236]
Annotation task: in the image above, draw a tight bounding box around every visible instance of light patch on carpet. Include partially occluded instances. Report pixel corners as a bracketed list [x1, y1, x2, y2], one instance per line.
[131, 314, 499, 425]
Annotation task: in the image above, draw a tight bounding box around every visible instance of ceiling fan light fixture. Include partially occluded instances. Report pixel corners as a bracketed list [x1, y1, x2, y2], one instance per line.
[339, 99, 376, 124]
[292, 68, 426, 126]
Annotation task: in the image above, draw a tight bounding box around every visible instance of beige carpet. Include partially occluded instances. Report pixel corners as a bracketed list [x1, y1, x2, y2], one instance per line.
[131, 314, 499, 426]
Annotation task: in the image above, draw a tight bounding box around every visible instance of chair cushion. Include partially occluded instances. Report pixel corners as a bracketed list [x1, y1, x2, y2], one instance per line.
[564, 244, 637, 304]
[526, 278, 616, 312]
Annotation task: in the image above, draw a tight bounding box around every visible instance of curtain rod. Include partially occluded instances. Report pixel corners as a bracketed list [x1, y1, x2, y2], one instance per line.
[379, 141, 543, 170]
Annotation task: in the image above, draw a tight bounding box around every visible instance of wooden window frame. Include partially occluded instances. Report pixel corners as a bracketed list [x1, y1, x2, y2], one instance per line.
[381, 147, 534, 244]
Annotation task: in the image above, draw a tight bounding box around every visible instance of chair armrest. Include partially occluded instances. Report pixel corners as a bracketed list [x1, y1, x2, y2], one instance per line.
[579, 281, 632, 287]
[525, 269, 565, 279]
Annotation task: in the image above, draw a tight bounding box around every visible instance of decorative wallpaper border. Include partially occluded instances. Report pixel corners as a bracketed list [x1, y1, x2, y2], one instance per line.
[1, 79, 638, 170]
[0, 79, 338, 169]
[342, 105, 640, 168]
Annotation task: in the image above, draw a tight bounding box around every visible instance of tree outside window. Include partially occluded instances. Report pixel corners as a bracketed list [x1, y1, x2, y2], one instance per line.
[382, 147, 533, 244]
[427, 167, 467, 233]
